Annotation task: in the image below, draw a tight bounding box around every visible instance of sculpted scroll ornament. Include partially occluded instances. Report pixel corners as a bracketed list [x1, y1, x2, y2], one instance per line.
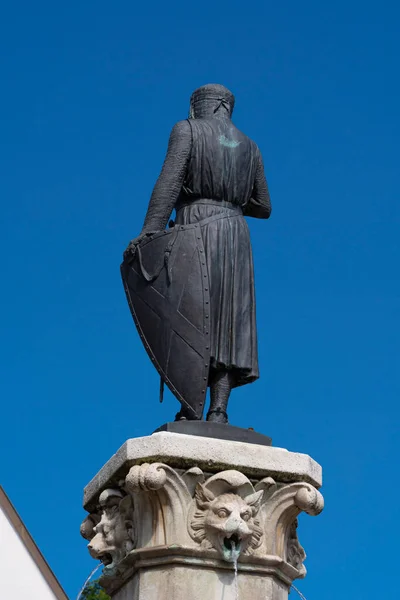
[124, 462, 204, 548]
[259, 481, 324, 576]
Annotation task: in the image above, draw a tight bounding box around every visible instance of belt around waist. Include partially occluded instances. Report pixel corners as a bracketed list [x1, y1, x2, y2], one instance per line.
[176, 198, 243, 214]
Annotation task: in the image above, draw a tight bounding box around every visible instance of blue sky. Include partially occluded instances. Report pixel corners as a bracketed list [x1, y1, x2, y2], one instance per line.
[1, 1, 399, 598]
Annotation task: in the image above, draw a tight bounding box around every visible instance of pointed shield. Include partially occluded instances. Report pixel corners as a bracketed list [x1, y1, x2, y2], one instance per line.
[121, 224, 211, 419]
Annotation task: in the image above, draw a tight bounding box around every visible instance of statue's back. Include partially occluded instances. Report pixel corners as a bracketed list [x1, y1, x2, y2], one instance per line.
[181, 118, 259, 208]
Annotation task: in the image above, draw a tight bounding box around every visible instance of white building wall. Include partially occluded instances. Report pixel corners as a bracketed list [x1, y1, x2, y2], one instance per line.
[0, 506, 60, 600]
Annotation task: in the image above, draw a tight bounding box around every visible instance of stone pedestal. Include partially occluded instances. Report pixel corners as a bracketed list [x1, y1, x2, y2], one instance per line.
[81, 432, 323, 600]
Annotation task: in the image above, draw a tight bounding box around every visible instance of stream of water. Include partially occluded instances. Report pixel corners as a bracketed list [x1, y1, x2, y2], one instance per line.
[225, 542, 307, 600]
[229, 541, 239, 600]
[291, 584, 307, 600]
[76, 563, 103, 600]
[232, 553, 238, 600]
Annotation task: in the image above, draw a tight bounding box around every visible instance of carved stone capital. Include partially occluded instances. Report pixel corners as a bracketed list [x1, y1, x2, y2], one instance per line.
[81, 433, 323, 598]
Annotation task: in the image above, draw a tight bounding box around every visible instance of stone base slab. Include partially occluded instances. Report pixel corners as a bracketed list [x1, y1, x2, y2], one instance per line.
[83, 431, 322, 511]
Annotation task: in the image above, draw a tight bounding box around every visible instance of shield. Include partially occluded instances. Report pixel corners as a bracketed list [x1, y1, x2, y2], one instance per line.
[121, 224, 211, 419]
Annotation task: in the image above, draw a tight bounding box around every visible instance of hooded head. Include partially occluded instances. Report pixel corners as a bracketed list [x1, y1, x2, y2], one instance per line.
[189, 84, 235, 119]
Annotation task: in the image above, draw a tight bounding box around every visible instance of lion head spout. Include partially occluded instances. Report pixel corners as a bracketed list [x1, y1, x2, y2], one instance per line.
[81, 489, 135, 573]
[189, 471, 264, 562]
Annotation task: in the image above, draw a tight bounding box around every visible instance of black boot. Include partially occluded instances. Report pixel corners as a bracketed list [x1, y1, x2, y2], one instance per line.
[207, 370, 235, 424]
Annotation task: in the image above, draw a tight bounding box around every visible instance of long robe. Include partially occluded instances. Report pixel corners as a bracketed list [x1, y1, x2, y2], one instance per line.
[141, 115, 271, 387]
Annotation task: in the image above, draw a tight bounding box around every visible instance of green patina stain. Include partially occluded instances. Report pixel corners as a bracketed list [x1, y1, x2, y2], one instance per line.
[219, 135, 241, 149]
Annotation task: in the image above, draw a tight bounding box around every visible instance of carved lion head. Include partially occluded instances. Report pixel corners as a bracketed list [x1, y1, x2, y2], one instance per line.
[190, 483, 263, 560]
[82, 489, 135, 571]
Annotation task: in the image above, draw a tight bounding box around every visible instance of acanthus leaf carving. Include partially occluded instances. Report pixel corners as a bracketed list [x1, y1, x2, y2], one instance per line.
[259, 481, 324, 578]
[286, 518, 306, 577]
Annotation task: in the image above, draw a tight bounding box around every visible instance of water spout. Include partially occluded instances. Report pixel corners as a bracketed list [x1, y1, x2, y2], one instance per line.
[222, 535, 241, 563]
[223, 539, 239, 600]
[76, 563, 103, 600]
[232, 548, 238, 600]
[231, 541, 240, 600]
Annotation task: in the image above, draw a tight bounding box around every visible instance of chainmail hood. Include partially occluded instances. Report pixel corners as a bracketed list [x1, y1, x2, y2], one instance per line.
[189, 84, 235, 119]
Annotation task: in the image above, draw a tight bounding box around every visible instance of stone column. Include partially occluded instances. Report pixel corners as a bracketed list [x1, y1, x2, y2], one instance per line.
[80, 432, 323, 600]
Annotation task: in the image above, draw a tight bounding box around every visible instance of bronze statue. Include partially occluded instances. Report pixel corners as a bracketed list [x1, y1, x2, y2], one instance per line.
[121, 84, 271, 424]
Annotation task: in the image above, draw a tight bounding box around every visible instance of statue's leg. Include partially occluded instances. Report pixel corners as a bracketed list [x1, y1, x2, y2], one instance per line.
[207, 370, 236, 424]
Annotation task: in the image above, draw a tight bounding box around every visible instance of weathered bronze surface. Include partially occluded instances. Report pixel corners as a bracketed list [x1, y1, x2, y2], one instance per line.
[122, 84, 271, 424]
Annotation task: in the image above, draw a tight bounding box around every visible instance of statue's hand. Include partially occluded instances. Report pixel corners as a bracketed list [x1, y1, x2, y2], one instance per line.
[123, 232, 156, 261]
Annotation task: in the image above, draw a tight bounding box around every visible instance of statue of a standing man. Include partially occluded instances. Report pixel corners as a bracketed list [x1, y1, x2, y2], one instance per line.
[124, 84, 271, 424]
